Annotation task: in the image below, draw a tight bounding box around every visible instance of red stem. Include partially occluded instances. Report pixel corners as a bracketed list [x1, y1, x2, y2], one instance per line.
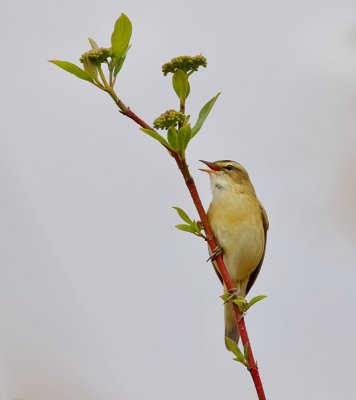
[118, 101, 266, 400]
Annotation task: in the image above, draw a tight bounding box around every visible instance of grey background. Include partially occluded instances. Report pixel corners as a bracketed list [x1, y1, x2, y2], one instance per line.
[1, 1, 356, 399]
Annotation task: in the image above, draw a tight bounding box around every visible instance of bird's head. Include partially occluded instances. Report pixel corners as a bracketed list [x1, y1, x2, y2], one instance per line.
[199, 160, 254, 195]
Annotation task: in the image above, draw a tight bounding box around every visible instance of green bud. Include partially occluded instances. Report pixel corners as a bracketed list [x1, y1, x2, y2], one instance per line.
[80, 47, 113, 65]
[153, 110, 186, 130]
[162, 55, 207, 76]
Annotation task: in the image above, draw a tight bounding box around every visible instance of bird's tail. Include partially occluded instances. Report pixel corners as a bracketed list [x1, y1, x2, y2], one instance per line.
[224, 301, 239, 349]
[224, 283, 248, 350]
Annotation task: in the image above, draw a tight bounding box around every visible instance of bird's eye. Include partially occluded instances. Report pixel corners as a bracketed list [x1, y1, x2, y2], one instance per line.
[225, 165, 234, 171]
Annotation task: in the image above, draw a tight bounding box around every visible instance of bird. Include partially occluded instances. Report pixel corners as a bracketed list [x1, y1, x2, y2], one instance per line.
[200, 160, 269, 348]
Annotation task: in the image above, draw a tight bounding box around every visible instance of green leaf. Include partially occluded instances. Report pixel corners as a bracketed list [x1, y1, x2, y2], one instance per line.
[191, 92, 220, 137]
[172, 69, 190, 101]
[232, 297, 247, 312]
[49, 60, 94, 83]
[225, 337, 239, 354]
[177, 124, 192, 155]
[140, 128, 171, 148]
[82, 55, 98, 80]
[220, 293, 231, 302]
[167, 127, 178, 150]
[111, 14, 132, 78]
[225, 338, 246, 365]
[111, 13, 132, 58]
[233, 350, 247, 365]
[112, 44, 131, 78]
[175, 224, 196, 234]
[88, 37, 99, 49]
[191, 221, 201, 233]
[246, 295, 267, 311]
[173, 207, 192, 224]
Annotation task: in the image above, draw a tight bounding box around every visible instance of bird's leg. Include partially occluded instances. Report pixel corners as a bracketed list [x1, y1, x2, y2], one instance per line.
[207, 245, 223, 262]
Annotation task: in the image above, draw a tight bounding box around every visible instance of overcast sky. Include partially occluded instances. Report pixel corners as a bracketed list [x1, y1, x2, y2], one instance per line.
[1, 1, 356, 399]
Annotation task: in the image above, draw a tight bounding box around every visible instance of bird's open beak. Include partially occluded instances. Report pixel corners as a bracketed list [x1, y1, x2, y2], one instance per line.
[199, 160, 222, 174]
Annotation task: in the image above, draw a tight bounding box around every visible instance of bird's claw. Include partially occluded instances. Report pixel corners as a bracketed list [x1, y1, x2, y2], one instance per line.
[223, 288, 239, 304]
[207, 245, 223, 262]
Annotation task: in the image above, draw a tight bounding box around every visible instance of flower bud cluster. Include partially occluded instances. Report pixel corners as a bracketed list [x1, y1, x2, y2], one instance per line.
[153, 110, 186, 130]
[80, 48, 112, 64]
[162, 55, 207, 76]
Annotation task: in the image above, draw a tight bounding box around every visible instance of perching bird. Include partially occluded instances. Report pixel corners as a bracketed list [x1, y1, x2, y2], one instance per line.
[200, 160, 269, 347]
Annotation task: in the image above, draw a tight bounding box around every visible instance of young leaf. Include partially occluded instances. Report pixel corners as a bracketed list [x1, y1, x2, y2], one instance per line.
[82, 55, 98, 80]
[233, 349, 247, 365]
[246, 295, 267, 311]
[177, 124, 192, 155]
[191, 92, 220, 137]
[175, 224, 196, 234]
[49, 60, 94, 83]
[88, 37, 99, 49]
[220, 293, 231, 302]
[111, 13, 132, 59]
[167, 127, 178, 150]
[113, 44, 131, 78]
[191, 221, 201, 233]
[172, 69, 190, 101]
[225, 338, 246, 365]
[225, 337, 239, 354]
[111, 14, 132, 79]
[232, 297, 247, 312]
[173, 207, 192, 224]
[181, 124, 192, 150]
[141, 128, 171, 148]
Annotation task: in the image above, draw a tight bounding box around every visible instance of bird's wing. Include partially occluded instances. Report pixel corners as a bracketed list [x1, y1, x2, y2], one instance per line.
[211, 254, 223, 285]
[246, 202, 269, 294]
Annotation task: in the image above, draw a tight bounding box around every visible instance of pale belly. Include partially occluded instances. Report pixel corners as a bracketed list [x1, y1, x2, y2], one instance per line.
[209, 199, 265, 284]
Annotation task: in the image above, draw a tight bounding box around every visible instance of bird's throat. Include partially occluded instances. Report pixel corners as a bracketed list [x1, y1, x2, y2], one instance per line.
[209, 174, 230, 200]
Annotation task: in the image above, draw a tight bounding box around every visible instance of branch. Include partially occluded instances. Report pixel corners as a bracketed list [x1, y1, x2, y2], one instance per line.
[49, 16, 267, 397]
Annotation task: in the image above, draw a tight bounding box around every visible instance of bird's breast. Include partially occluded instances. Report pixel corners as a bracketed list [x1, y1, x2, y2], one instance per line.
[208, 193, 265, 283]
